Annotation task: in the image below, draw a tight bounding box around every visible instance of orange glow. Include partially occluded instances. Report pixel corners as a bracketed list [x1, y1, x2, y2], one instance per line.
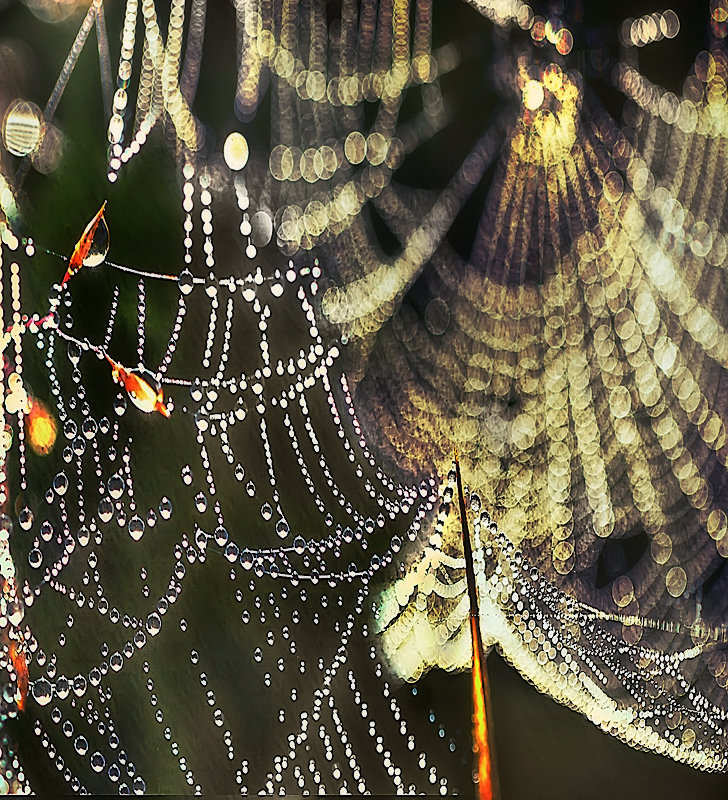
[470, 616, 493, 800]
[8, 641, 28, 712]
[27, 396, 58, 455]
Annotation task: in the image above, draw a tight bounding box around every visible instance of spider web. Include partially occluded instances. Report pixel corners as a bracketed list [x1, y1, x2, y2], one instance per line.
[1, 0, 728, 795]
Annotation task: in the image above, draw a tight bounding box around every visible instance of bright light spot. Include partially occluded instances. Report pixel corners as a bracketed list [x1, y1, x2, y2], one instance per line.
[523, 80, 545, 110]
[27, 397, 58, 455]
[223, 133, 249, 171]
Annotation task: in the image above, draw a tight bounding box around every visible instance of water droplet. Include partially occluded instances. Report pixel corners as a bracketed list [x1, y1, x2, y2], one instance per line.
[146, 613, 161, 636]
[28, 548, 43, 568]
[18, 507, 33, 530]
[110, 652, 123, 672]
[40, 520, 54, 541]
[90, 752, 106, 772]
[7, 600, 23, 626]
[253, 647, 262, 663]
[391, 536, 402, 553]
[293, 536, 305, 555]
[108, 474, 124, 499]
[72, 436, 86, 455]
[32, 678, 53, 706]
[74, 736, 89, 756]
[0, 515, 12, 538]
[108, 764, 121, 782]
[240, 550, 253, 569]
[190, 380, 203, 402]
[53, 471, 69, 496]
[234, 463, 245, 481]
[63, 419, 77, 439]
[147, 509, 157, 527]
[55, 676, 70, 699]
[224, 542, 239, 562]
[81, 417, 97, 440]
[73, 675, 87, 696]
[77, 525, 90, 546]
[134, 630, 146, 649]
[158, 497, 172, 520]
[67, 341, 81, 366]
[127, 516, 145, 541]
[181, 466, 193, 486]
[214, 526, 228, 546]
[98, 498, 113, 523]
[275, 518, 289, 538]
[89, 667, 101, 686]
[195, 492, 208, 513]
[261, 503, 272, 521]
[178, 269, 194, 295]
[113, 394, 127, 416]
[132, 776, 146, 794]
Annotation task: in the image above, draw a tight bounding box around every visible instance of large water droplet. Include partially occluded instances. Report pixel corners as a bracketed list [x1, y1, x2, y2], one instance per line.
[128, 516, 145, 541]
[63, 419, 77, 439]
[110, 652, 123, 672]
[261, 503, 272, 521]
[74, 736, 89, 756]
[178, 269, 194, 295]
[73, 675, 87, 696]
[90, 751, 106, 772]
[18, 507, 33, 531]
[98, 498, 113, 523]
[224, 542, 239, 562]
[275, 519, 289, 539]
[53, 471, 69, 496]
[293, 536, 305, 555]
[55, 676, 70, 699]
[32, 678, 52, 706]
[67, 341, 81, 366]
[240, 550, 253, 569]
[40, 520, 54, 542]
[132, 776, 146, 794]
[146, 613, 162, 636]
[108, 474, 124, 499]
[28, 548, 43, 568]
[234, 463, 245, 481]
[81, 418, 97, 440]
[214, 526, 228, 547]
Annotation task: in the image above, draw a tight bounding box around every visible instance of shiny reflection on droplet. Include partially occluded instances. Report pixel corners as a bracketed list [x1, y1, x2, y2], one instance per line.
[2, 99, 42, 157]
